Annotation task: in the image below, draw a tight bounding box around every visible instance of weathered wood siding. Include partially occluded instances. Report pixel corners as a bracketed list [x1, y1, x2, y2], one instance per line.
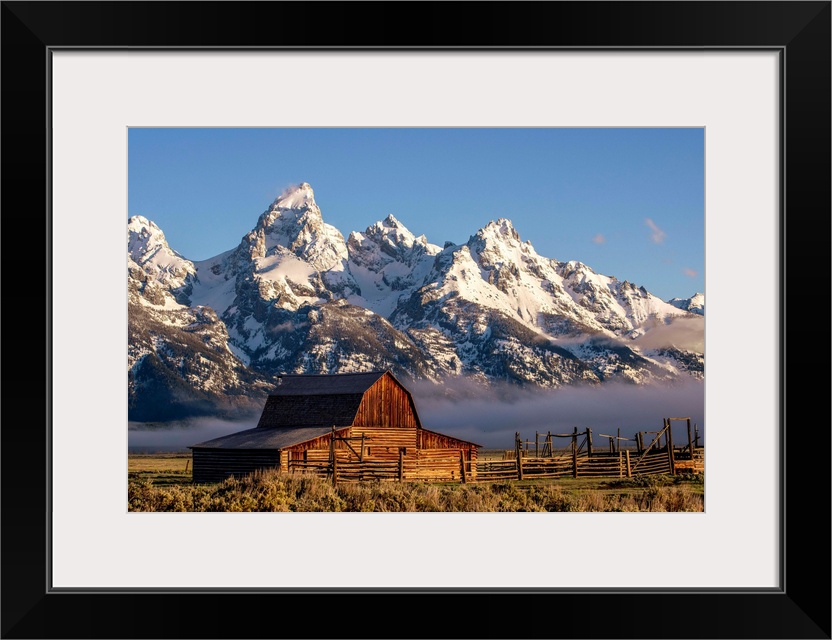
[353, 372, 419, 428]
[403, 449, 466, 481]
[192, 449, 281, 483]
[285, 429, 350, 456]
[352, 427, 418, 455]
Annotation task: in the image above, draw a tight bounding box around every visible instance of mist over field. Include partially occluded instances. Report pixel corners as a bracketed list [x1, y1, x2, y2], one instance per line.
[409, 378, 705, 449]
[129, 378, 704, 452]
[128, 417, 258, 452]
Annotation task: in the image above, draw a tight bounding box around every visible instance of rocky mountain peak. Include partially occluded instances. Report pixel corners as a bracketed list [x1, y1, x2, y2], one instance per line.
[128, 215, 166, 255]
[271, 181, 317, 211]
[361, 214, 441, 256]
[483, 218, 520, 240]
[238, 182, 347, 270]
[468, 218, 527, 255]
[127, 215, 195, 293]
[383, 213, 401, 226]
[669, 292, 705, 315]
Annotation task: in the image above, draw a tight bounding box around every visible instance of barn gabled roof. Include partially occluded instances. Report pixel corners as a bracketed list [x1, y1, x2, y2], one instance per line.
[256, 393, 365, 429]
[190, 426, 349, 450]
[256, 370, 416, 429]
[269, 370, 388, 396]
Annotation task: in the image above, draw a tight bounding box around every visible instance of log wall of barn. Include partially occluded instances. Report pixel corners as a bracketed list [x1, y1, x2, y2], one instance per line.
[285, 427, 477, 460]
[353, 374, 419, 428]
[192, 449, 281, 483]
[284, 430, 350, 458]
[352, 427, 418, 456]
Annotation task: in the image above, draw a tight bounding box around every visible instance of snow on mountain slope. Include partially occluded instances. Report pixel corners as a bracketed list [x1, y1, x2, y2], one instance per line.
[127, 215, 198, 309]
[392, 218, 690, 344]
[346, 214, 442, 316]
[240, 182, 348, 271]
[128, 216, 196, 296]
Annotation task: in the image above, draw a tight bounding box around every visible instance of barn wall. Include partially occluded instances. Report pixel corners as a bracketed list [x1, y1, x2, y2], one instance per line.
[302, 446, 478, 481]
[352, 427, 418, 457]
[285, 430, 342, 456]
[284, 427, 476, 461]
[353, 373, 419, 428]
[192, 448, 281, 483]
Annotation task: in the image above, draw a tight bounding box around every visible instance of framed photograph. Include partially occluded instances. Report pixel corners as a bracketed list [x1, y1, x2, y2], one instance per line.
[3, 2, 829, 638]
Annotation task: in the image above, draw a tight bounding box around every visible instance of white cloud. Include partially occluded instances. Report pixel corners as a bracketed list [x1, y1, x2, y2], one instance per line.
[633, 315, 705, 352]
[645, 218, 667, 243]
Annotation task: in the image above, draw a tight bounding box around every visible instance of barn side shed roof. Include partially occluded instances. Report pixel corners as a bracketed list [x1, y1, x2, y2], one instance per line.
[190, 426, 348, 450]
[419, 426, 483, 449]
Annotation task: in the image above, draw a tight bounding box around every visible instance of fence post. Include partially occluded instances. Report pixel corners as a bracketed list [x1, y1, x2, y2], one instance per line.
[572, 441, 578, 478]
[626, 450, 632, 478]
[686, 418, 693, 460]
[618, 428, 622, 478]
[328, 426, 336, 483]
[586, 427, 593, 458]
[665, 419, 675, 475]
[459, 449, 467, 484]
[572, 427, 578, 478]
[332, 454, 338, 486]
[398, 448, 404, 482]
[516, 432, 523, 480]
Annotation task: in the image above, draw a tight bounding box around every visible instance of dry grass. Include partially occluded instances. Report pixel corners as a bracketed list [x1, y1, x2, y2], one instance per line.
[129, 453, 192, 472]
[128, 467, 704, 513]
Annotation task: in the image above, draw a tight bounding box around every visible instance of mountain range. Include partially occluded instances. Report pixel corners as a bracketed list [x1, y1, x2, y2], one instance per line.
[128, 182, 704, 421]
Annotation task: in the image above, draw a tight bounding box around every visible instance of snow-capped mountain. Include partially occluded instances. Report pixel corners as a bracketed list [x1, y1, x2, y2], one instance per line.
[346, 214, 443, 317]
[128, 215, 197, 305]
[669, 292, 705, 316]
[128, 182, 704, 421]
[128, 217, 270, 420]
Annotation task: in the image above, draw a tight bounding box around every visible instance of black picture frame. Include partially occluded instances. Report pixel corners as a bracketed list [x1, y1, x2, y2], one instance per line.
[2, 2, 829, 638]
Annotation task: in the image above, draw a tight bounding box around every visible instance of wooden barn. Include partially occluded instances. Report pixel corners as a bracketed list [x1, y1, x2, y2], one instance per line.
[190, 370, 481, 484]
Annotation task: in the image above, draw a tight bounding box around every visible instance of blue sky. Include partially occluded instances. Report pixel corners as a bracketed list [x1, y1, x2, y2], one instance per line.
[128, 127, 704, 301]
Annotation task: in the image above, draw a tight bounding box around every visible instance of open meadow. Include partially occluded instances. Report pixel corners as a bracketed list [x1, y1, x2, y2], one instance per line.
[129, 452, 704, 512]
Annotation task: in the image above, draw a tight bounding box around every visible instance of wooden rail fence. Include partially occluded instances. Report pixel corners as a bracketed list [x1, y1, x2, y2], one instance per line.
[472, 418, 703, 482]
[288, 447, 475, 485]
[285, 418, 703, 484]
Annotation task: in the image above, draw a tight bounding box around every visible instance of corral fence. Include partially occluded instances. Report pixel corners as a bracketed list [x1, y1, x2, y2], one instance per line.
[287, 418, 703, 485]
[477, 417, 704, 482]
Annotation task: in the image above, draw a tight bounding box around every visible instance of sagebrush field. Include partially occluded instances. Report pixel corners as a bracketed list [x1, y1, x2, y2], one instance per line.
[128, 453, 704, 512]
